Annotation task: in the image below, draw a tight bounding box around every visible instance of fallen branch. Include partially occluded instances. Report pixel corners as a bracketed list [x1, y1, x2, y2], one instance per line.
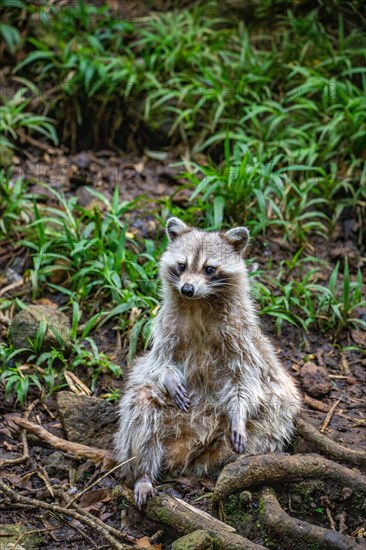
[296, 417, 366, 468]
[213, 452, 366, 503]
[260, 486, 362, 550]
[118, 486, 266, 550]
[0, 480, 131, 550]
[12, 416, 116, 469]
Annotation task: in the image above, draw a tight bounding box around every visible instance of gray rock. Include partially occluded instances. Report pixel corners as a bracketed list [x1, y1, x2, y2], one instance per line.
[44, 450, 73, 478]
[56, 391, 118, 450]
[9, 305, 71, 351]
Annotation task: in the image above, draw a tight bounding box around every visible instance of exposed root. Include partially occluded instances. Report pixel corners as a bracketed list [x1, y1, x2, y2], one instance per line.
[12, 416, 116, 469]
[0, 428, 29, 468]
[117, 486, 266, 550]
[296, 417, 366, 468]
[213, 452, 366, 502]
[260, 486, 364, 550]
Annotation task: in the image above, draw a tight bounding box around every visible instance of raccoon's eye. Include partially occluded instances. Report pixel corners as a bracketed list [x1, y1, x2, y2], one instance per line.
[205, 266, 216, 275]
[177, 262, 186, 273]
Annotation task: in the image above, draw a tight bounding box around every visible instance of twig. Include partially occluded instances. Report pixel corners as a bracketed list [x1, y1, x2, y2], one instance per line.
[37, 465, 55, 498]
[0, 279, 23, 297]
[0, 428, 29, 468]
[303, 394, 329, 412]
[0, 278, 24, 297]
[12, 527, 57, 550]
[64, 457, 136, 509]
[0, 480, 130, 550]
[55, 513, 100, 549]
[54, 488, 138, 545]
[351, 522, 366, 537]
[320, 395, 343, 433]
[325, 507, 336, 530]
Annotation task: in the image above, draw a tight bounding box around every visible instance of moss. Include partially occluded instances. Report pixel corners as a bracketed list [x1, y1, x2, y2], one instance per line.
[0, 524, 40, 549]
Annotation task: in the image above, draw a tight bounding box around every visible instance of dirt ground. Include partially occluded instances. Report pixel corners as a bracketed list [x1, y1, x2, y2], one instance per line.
[0, 147, 365, 549]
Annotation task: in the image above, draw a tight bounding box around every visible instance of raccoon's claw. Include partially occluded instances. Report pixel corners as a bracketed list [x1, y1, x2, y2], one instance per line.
[163, 371, 190, 411]
[172, 384, 191, 411]
[134, 476, 157, 508]
[231, 429, 247, 454]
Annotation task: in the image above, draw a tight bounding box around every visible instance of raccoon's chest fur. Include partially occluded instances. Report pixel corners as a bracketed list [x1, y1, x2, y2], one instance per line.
[171, 308, 232, 399]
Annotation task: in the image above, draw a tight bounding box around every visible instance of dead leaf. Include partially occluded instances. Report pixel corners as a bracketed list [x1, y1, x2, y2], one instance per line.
[64, 371, 91, 396]
[79, 488, 112, 509]
[35, 299, 59, 308]
[351, 330, 366, 347]
[135, 536, 162, 549]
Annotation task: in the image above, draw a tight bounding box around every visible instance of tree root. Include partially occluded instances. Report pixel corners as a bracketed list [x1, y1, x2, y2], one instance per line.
[12, 416, 116, 469]
[260, 486, 365, 550]
[296, 417, 366, 468]
[117, 486, 266, 550]
[213, 452, 366, 502]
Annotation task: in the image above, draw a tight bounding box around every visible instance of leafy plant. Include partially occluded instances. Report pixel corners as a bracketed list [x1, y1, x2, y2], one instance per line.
[0, 83, 58, 162]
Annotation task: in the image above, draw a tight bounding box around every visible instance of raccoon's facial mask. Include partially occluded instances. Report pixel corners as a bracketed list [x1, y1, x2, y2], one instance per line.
[164, 252, 234, 299]
[162, 219, 250, 299]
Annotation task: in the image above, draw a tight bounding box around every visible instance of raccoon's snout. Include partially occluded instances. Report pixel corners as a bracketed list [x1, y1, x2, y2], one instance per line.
[181, 283, 194, 297]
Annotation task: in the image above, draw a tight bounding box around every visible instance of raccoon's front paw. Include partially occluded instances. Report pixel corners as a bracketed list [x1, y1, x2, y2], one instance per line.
[134, 476, 157, 508]
[163, 370, 191, 411]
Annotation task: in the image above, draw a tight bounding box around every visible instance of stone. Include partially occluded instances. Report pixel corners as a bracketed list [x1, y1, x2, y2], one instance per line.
[300, 362, 332, 398]
[44, 450, 73, 478]
[9, 305, 70, 351]
[171, 530, 214, 550]
[56, 391, 118, 449]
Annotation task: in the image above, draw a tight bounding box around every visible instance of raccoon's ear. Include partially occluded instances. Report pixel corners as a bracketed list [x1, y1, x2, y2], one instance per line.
[166, 217, 190, 241]
[223, 227, 249, 252]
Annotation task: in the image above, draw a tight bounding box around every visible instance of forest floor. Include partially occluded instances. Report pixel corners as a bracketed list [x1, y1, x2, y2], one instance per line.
[1, 146, 365, 549]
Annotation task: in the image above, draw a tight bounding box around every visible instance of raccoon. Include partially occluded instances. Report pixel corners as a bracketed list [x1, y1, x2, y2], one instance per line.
[115, 217, 301, 506]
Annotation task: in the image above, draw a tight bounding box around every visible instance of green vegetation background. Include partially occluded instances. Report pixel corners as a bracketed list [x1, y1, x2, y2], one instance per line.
[0, 0, 365, 403]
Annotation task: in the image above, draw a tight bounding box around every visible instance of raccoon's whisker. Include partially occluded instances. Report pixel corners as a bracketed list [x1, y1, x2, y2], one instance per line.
[210, 282, 240, 290]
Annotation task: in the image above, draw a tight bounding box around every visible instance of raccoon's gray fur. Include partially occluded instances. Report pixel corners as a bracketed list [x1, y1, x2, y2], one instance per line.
[115, 218, 301, 506]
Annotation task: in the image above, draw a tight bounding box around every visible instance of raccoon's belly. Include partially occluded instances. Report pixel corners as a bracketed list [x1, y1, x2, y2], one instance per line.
[182, 349, 223, 404]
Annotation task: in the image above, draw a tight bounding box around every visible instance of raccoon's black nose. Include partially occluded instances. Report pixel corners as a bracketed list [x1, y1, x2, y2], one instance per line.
[181, 283, 194, 297]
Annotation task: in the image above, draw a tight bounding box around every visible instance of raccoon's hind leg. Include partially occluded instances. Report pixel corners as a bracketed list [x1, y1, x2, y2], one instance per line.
[115, 383, 166, 507]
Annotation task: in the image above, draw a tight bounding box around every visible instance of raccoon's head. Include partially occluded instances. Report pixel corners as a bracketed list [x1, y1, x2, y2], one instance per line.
[160, 217, 249, 300]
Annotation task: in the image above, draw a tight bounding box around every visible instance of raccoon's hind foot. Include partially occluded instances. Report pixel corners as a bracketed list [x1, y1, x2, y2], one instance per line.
[134, 475, 157, 508]
[163, 370, 190, 411]
[231, 415, 247, 454]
